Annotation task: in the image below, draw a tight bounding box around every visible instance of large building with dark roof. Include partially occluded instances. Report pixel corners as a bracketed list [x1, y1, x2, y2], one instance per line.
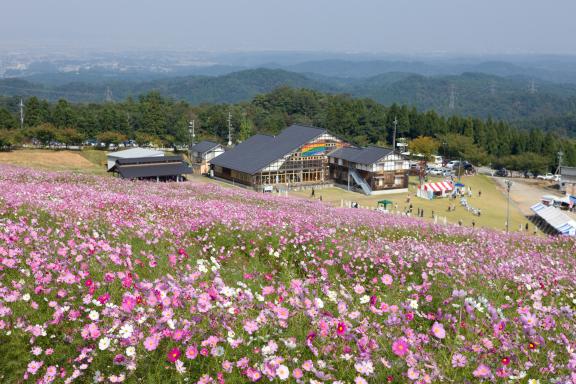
[210, 125, 347, 189]
[328, 146, 409, 194]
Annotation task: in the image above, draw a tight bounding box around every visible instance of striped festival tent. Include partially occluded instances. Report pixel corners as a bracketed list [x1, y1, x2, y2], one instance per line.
[416, 181, 454, 200]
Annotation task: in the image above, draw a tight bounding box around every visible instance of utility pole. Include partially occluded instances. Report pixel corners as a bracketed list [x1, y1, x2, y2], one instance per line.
[188, 120, 195, 159]
[227, 112, 232, 146]
[392, 116, 398, 152]
[19, 98, 24, 129]
[556, 150, 563, 175]
[505, 179, 513, 233]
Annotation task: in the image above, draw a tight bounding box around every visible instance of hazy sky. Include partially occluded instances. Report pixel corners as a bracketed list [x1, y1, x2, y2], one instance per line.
[1, 0, 576, 54]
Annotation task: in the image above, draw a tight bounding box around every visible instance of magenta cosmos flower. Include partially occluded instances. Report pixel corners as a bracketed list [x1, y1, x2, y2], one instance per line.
[392, 338, 409, 356]
[167, 348, 181, 363]
[337, 322, 347, 336]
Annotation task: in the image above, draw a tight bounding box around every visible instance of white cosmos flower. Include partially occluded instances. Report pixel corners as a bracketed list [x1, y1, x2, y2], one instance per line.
[88, 310, 100, 321]
[276, 365, 289, 380]
[98, 337, 110, 351]
[125, 346, 136, 357]
[22, 293, 31, 302]
[119, 323, 134, 338]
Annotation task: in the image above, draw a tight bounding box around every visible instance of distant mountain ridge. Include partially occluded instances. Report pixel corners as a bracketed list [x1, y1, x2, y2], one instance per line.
[1, 67, 576, 123]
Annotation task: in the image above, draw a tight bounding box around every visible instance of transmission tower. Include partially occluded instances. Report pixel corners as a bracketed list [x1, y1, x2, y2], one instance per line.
[105, 87, 113, 102]
[490, 81, 496, 97]
[19, 98, 24, 129]
[449, 85, 456, 110]
[227, 112, 233, 146]
[529, 80, 537, 94]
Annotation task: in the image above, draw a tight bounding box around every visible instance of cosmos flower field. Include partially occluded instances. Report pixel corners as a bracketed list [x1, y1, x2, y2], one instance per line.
[0, 165, 575, 384]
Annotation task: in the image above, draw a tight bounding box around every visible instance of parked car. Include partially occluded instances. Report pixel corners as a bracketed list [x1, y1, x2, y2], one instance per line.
[427, 167, 444, 176]
[537, 173, 560, 181]
[495, 168, 508, 177]
[446, 160, 460, 169]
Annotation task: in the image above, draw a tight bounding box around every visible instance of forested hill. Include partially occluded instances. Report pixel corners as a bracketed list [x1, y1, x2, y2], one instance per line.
[1, 68, 576, 125]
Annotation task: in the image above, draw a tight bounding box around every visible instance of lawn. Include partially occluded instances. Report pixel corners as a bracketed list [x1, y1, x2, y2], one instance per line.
[0, 149, 105, 174]
[290, 174, 534, 233]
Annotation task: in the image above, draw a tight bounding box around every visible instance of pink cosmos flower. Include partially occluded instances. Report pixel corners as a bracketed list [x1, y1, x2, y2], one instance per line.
[27, 360, 43, 375]
[293, 368, 303, 379]
[451, 353, 467, 368]
[407, 367, 419, 380]
[381, 274, 393, 285]
[431, 321, 446, 339]
[186, 345, 198, 359]
[143, 335, 159, 351]
[392, 338, 409, 356]
[275, 307, 289, 320]
[473, 364, 491, 378]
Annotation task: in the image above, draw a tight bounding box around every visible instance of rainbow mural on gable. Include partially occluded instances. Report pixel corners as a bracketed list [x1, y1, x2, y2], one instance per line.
[300, 141, 345, 157]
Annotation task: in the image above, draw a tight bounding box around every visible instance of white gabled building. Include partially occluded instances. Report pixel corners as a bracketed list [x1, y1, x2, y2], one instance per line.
[106, 148, 164, 170]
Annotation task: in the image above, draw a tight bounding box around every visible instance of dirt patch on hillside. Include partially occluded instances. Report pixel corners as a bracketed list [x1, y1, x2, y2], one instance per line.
[0, 150, 100, 171]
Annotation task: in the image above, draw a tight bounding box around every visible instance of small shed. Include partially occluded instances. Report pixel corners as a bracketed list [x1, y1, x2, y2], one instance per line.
[416, 181, 454, 200]
[107, 148, 164, 170]
[189, 141, 225, 174]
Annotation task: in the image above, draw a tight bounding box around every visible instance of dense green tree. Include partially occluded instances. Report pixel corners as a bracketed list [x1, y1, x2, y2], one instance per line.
[51, 99, 76, 128]
[24, 97, 50, 127]
[0, 108, 17, 129]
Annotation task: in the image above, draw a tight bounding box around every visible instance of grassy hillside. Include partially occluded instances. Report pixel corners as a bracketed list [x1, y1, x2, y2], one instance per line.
[0, 165, 575, 383]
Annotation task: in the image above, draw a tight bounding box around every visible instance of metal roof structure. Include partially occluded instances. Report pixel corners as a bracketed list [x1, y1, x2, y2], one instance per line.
[210, 125, 327, 175]
[329, 146, 394, 165]
[531, 202, 576, 236]
[190, 140, 222, 154]
[107, 147, 164, 158]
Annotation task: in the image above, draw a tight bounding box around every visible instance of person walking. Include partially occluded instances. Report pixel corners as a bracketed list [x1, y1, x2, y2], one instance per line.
[478, 190, 482, 198]
[311, 188, 315, 197]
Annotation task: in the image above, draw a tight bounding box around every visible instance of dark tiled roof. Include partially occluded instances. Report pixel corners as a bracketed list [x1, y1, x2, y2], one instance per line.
[190, 140, 222, 154]
[115, 163, 192, 179]
[114, 156, 184, 165]
[561, 166, 576, 177]
[329, 146, 394, 165]
[210, 125, 327, 174]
